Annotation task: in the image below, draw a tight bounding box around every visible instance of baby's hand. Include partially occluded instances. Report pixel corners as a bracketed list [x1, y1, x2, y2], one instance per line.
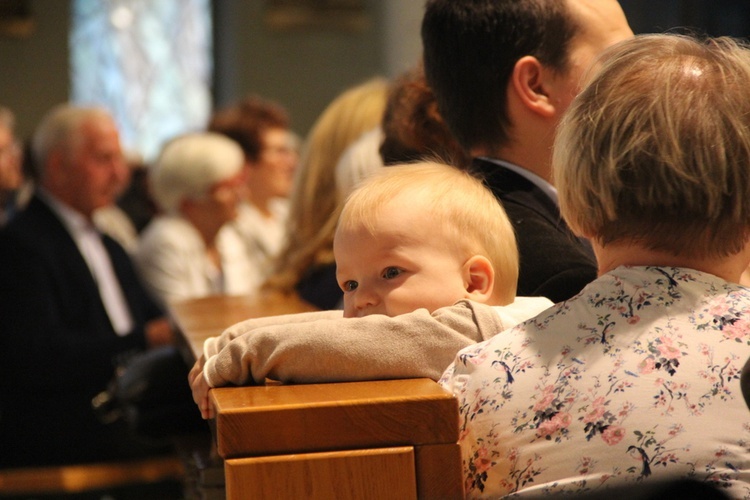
[189, 367, 214, 419]
[187, 357, 205, 385]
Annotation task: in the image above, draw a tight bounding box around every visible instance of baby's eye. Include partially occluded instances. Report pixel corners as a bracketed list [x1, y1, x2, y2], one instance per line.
[342, 280, 358, 292]
[382, 267, 402, 280]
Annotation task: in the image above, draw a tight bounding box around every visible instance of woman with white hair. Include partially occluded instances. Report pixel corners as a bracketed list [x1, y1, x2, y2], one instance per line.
[136, 132, 260, 306]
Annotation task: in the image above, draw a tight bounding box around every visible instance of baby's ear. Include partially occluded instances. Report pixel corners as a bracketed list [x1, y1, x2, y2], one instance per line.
[463, 255, 495, 303]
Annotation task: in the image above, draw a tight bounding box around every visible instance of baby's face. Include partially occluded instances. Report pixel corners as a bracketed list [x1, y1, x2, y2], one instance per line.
[334, 199, 471, 318]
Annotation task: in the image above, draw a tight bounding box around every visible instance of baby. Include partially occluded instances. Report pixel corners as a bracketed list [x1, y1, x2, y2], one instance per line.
[190, 162, 553, 418]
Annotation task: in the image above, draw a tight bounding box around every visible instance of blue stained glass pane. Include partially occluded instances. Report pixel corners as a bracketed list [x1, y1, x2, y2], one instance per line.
[71, 0, 212, 161]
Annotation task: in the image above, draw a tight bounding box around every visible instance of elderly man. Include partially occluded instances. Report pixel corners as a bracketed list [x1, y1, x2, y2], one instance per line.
[0, 104, 173, 468]
[421, 0, 633, 303]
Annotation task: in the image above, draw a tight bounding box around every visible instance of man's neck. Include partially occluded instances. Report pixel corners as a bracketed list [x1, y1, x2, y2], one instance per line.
[38, 183, 95, 222]
[37, 187, 93, 226]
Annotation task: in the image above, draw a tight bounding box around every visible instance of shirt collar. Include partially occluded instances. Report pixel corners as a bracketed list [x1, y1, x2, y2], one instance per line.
[476, 157, 559, 205]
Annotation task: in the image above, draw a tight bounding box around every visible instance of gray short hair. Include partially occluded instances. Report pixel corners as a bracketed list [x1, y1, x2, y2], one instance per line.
[150, 132, 245, 213]
[31, 104, 113, 179]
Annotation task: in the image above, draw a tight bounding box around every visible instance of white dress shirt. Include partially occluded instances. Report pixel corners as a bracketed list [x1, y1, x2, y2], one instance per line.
[38, 189, 134, 336]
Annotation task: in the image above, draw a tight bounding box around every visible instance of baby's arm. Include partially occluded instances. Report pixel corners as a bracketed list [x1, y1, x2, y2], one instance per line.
[188, 309, 344, 418]
[200, 309, 344, 360]
[202, 299, 506, 388]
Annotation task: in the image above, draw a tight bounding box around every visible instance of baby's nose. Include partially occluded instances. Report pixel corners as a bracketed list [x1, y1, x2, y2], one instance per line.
[354, 288, 380, 313]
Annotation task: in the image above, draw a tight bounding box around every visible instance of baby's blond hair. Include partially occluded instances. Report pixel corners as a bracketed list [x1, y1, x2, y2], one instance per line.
[338, 161, 519, 304]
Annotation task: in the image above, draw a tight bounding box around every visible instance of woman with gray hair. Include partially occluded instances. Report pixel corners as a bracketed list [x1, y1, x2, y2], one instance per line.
[136, 132, 260, 306]
[441, 34, 750, 498]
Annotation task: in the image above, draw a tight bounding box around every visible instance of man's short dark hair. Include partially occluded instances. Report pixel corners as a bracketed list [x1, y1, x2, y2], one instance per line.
[421, 0, 578, 152]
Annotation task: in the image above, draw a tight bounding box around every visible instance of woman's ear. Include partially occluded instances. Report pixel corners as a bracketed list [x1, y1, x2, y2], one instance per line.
[463, 255, 495, 304]
[511, 56, 556, 118]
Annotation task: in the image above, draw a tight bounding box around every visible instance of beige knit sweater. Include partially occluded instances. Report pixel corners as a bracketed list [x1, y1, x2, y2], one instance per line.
[201, 297, 553, 387]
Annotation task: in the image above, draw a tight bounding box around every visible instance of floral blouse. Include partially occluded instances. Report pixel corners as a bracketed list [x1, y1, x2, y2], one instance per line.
[441, 266, 750, 498]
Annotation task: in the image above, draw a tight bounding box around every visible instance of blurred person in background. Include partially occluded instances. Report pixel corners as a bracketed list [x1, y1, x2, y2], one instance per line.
[136, 132, 259, 307]
[209, 95, 299, 282]
[0, 104, 174, 468]
[263, 78, 389, 310]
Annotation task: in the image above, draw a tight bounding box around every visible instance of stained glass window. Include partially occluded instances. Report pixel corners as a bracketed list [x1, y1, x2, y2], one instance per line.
[70, 0, 212, 161]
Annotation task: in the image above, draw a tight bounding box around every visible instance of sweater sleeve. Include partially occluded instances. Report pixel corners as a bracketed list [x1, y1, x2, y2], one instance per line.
[203, 299, 508, 387]
[202, 309, 344, 357]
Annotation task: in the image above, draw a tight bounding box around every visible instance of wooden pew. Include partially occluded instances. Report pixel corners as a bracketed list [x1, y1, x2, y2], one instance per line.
[170, 292, 464, 500]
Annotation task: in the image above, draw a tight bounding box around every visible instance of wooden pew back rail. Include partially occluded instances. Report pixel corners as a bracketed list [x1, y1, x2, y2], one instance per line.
[211, 378, 464, 500]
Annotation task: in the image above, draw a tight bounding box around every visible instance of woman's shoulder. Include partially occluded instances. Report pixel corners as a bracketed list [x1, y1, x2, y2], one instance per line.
[137, 215, 202, 253]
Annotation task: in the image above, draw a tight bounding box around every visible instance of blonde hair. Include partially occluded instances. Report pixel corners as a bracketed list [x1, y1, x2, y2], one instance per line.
[338, 162, 519, 304]
[554, 34, 750, 258]
[264, 78, 389, 294]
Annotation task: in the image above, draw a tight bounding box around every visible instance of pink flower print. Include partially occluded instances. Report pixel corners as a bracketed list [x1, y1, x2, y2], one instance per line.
[554, 412, 573, 428]
[471, 396, 489, 414]
[469, 351, 489, 365]
[722, 319, 748, 342]
[627, 315, 640, 325]
[537, 418, 559, 437]
[475, 446, 493, 474]
[577, 457, 594, 475]
[583, 397, 607, 423]
[619, 402, 634, 417]
[601, 425, 626, 446]
[533, 386, 555, 411]
[709, 303, 730, 317]
[656, 453, 678, 466]
[639, 356, 656, 375]
[583, 405, 606, 424]
[657, 337, 681, 359]
[539, 412, 573, 437]
[667, 424, 684, 437]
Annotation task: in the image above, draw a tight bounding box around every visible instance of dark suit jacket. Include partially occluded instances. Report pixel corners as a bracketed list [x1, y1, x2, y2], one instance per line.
[296, 262, 342, 311]
[0, 195, 167, 467]
[472, 158, 597, 303]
